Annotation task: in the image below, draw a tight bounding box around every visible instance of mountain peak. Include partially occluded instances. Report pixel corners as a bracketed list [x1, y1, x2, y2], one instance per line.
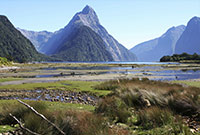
[188, 16, 200, 26]
[69, 5, 100, 27]
[42, 5, 137, 61]
[0, 15, 9, 22]
[82, 5, 95, 14]
[161, 25, 185, 38]
[175, 16, 200, 54]
[190, 16, 200, 21]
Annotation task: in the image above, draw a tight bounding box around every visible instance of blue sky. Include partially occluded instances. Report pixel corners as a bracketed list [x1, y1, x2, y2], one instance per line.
[0, 0, 200, 49]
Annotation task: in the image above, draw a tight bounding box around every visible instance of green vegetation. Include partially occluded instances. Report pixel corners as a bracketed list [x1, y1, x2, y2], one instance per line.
[0, 125, 16, 133]
[95, 78, 200, 134]
[0, 78, 199, 134]
[0, 80, 110, 96]
[0, 15, 55, 63]
[0, 100, 94, 112]
[52, 26, 114, 62]
[0, 77, 23, 82]
[160, 52, 200, 63]
[173, 80, 200, 88]
[0, 57, 11, 66]
[0, 100, 126, 135]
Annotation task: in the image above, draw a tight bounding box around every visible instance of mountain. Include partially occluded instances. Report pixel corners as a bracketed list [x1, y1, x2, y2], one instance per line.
[0, 15, 49, 63]
[18, 28, 53, 51]
[130, 25, 185, 61]
[40, 5, 137, 61]
[175, 16, 200, 54]
[51, 26, 113, 61]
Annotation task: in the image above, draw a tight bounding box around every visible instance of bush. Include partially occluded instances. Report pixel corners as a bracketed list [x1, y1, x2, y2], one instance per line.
[0, 101, 119, 135]
[96, 96, 131, 123]
[0, 57, 11, 66]
[160, 52, 200, 62]
[0, 101, 47, 125]
[136, 107, 174, 129]
[168, 96, 198, 116]
[94, 80, 119, 91]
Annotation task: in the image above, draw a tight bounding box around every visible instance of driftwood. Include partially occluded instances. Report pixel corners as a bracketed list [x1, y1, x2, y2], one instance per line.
[9, 113, 40, 135]
[17, 99, 65, 135]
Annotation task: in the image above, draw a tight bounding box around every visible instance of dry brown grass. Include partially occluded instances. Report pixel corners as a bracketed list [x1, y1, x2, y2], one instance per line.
[96, 78, 200, 119]
[0, 101, 130, 135]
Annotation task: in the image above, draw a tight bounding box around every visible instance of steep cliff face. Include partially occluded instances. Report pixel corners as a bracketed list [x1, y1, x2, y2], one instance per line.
[130, 25, 185, 61]
[175, 16, 200, 54]
[51, 26, 114, 62]
[0, 15, 48, 63]
[40, 5, 137, 61]
[18, 28, 53, 51]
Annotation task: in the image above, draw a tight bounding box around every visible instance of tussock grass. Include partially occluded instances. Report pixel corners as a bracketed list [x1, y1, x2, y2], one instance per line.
[95, 78, 200, 114]
[95, 78, 199, 134]
[136, 107, 174, 129]
[96, 96, 131, 123]
[0, 100, 128, 135]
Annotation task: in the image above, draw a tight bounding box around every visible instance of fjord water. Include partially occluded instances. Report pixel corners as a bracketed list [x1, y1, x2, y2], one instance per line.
[37, 62, 200, 81]
[42, 61, 178, 65]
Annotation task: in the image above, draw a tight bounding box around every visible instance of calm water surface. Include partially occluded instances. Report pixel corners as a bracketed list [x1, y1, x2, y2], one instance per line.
[38, 62, 200, 81]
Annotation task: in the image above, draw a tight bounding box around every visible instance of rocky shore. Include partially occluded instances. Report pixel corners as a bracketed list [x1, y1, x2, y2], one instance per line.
[0, 90, 97, 106]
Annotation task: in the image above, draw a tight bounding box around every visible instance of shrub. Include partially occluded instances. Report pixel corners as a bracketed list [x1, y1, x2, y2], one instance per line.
[0, 57, 11, 66]
[136, 107, 174, 129]
[168, 96, 198, 116]
[96, 96, 131, 123]
[0, 101, 117, 135]
[94, 80, 119, 91]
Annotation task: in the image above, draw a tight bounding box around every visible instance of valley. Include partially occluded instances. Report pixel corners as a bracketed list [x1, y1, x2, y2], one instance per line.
[0, 1, 199, 134]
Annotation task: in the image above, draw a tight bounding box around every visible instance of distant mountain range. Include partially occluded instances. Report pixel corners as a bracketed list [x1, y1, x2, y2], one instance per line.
[1, 5, 199, 62]
[20, 5, 137, 62]
[130, 16, 200, 62]
[0, 15, 50, 63]
[18, 28, 53, 51]
[130, 25, 185, 61]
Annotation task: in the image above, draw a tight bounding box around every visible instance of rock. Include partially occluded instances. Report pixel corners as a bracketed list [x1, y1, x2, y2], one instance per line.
[71, 72, 75, 76]
[87, 97, 92, 101]
[143, 98, 151, 107]
[116, 123, 129, 129]
[60, 72, 64, 76]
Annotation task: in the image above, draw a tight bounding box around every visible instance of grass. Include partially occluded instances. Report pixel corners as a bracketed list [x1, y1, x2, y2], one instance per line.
[95, 78, 199, 134]
[1, 78, 199, 134]
[0, 77, 23, 83]
[0, 80, 111, 96]
[0, 100, 126, 135]
[0, 57, 12, 67]
[133, 123, 191, 135]
[44, 101, 95, 111]
[173, 80, 200, 88]
[0, 100, 95, 112]
[0, 125, 16, 133]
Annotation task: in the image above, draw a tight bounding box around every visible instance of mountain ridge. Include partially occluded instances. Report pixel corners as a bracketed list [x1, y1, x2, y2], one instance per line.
[175, 16, 200, 54]
[39, 5, 137, 61]
[18, 28, 53, 51]
[130, 25, 185, 61]
[51, 26, 114, 62]
[0, 15, 50, 63]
